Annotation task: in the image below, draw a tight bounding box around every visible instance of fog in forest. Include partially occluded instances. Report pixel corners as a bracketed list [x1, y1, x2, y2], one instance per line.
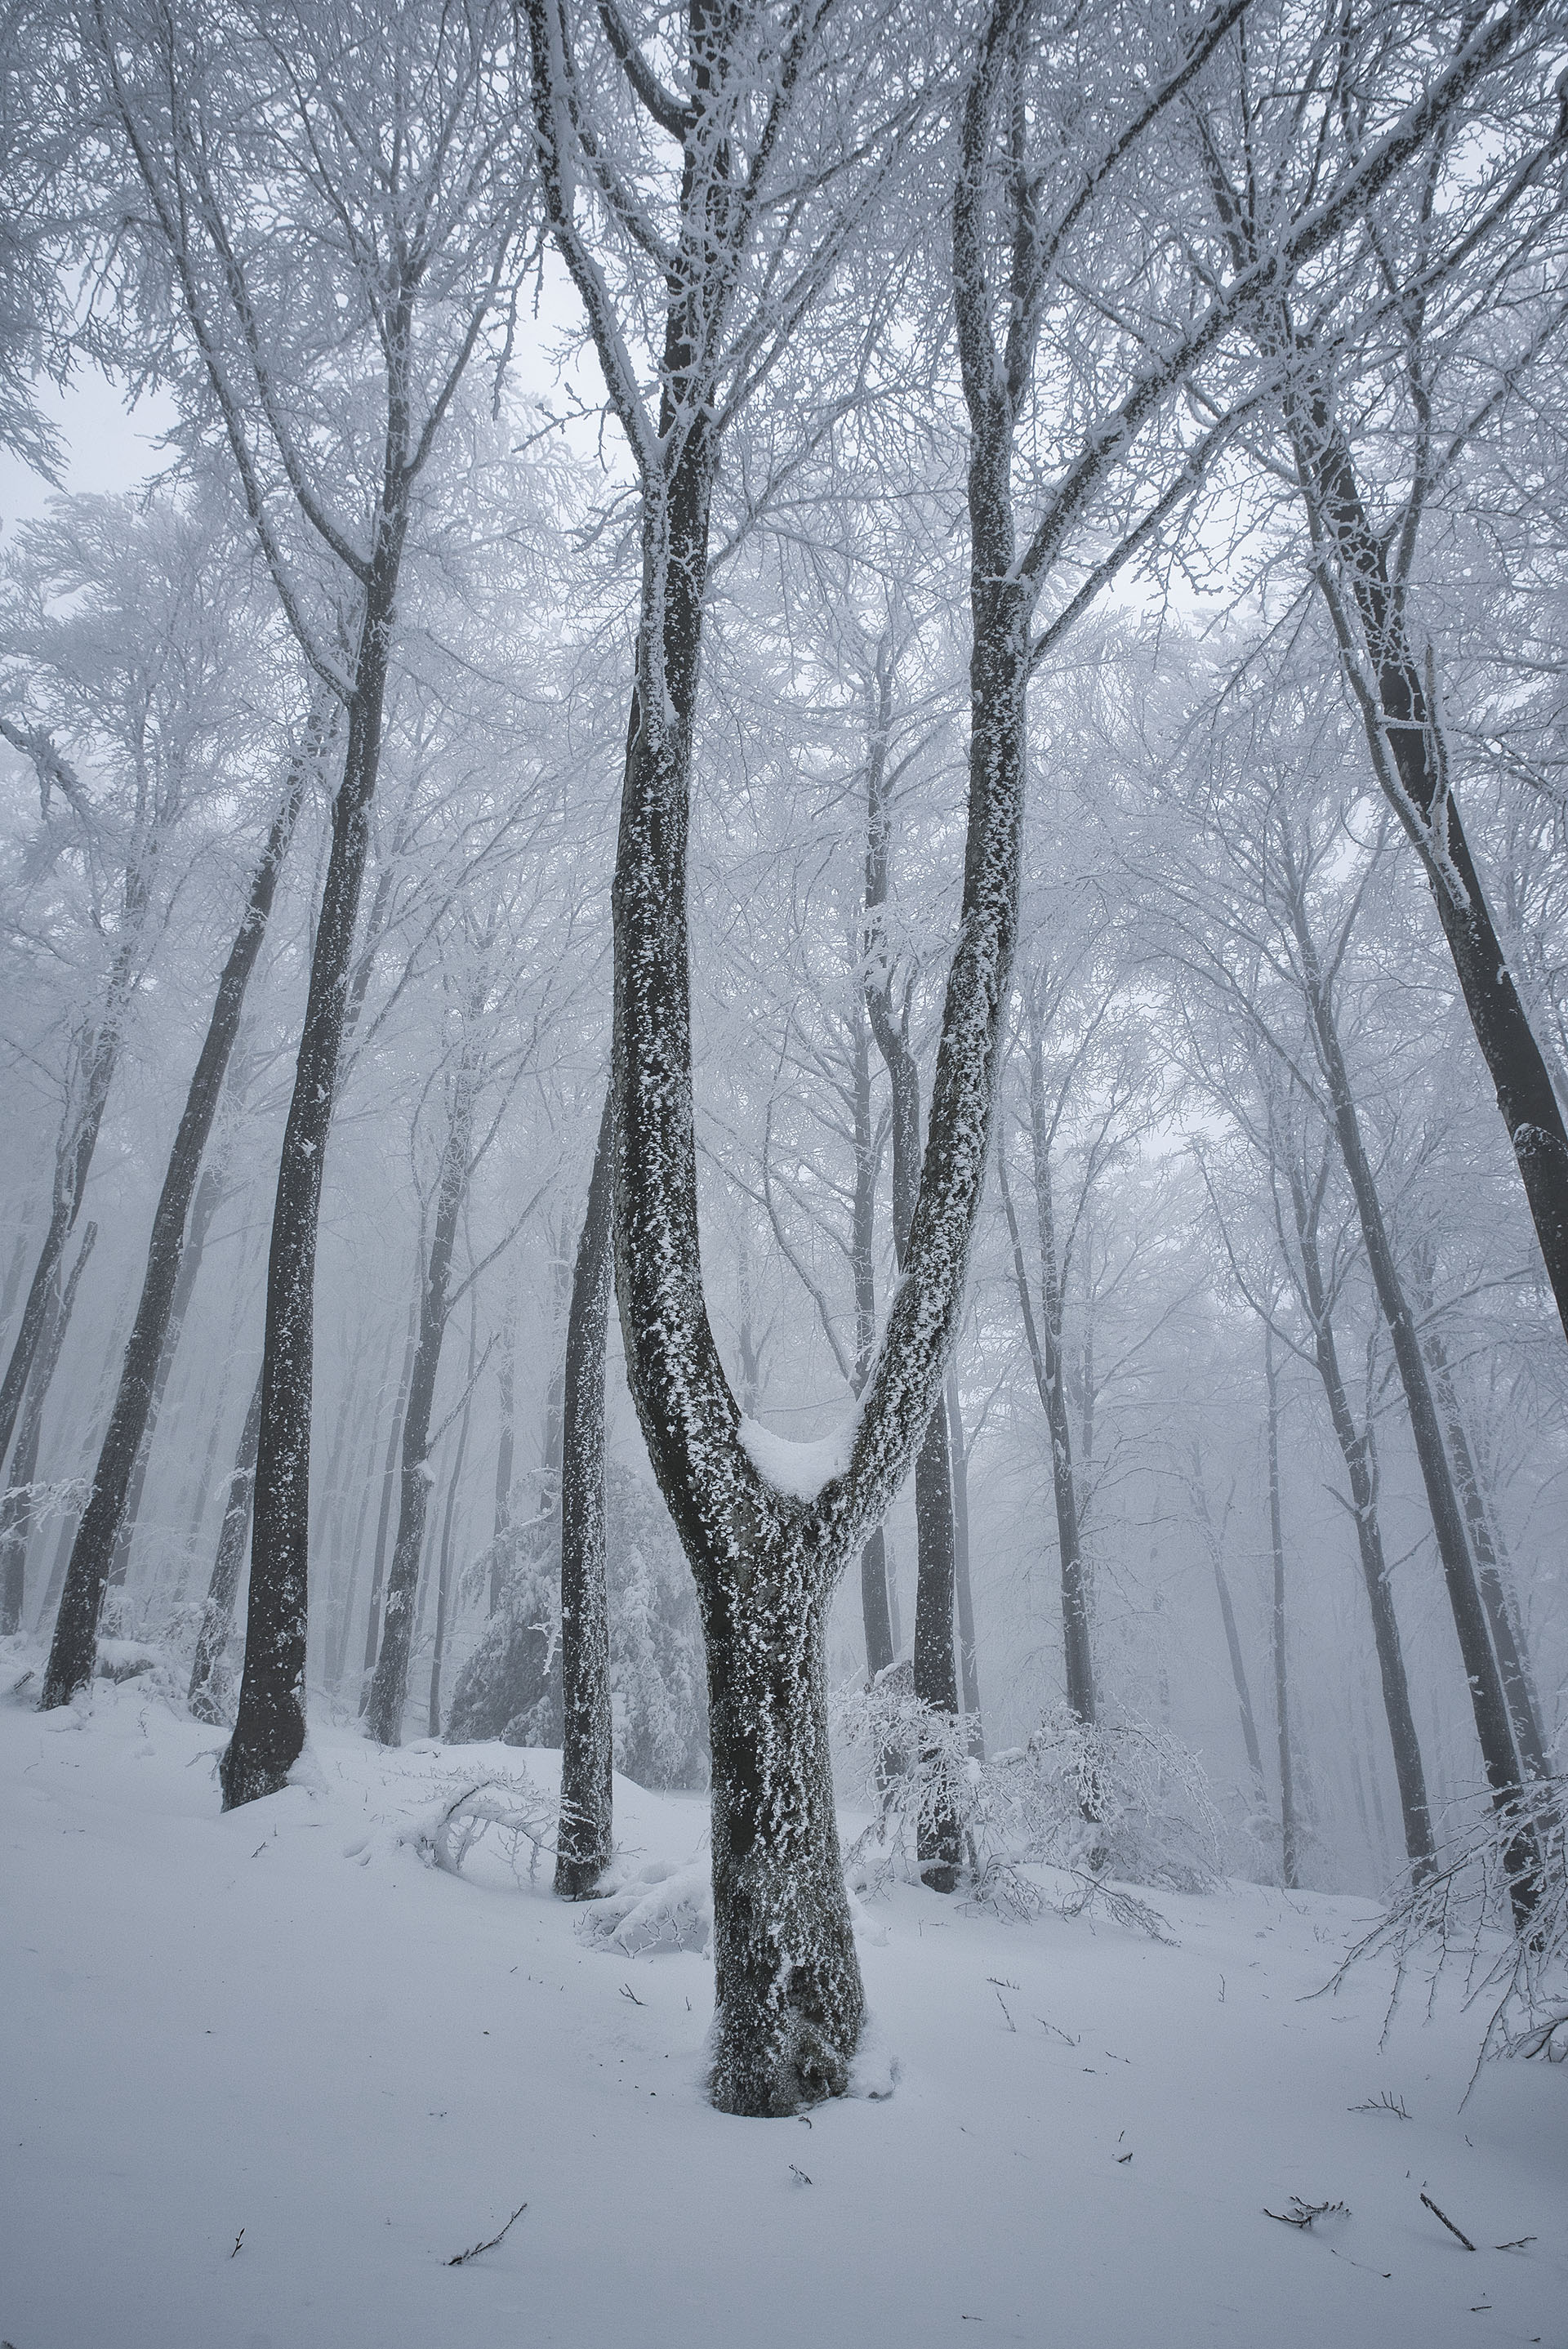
[1, 3, 1564, 2343]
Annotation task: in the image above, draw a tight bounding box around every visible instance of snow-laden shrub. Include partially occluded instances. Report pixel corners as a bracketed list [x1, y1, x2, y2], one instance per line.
[398, 1765, 555, 1885]
[577, 1859, 714, 1955]
[1336, 1774, 1568, 2073]
[443, 1464, 708, 1788]
[834, 1683, 1225, 1921]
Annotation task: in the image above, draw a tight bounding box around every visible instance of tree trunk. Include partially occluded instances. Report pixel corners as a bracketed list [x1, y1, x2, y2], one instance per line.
[852, 1015, 893, 1678]
[555, 1088, 615, 1898]
[998, 1144, 1094, 1723]
[947, 1367, 983, 1757]
[326, 1316, 396, 1691]
[359, 1284, 419, 1704]
[1, 1224, 96, 1635]
[863, 641, 961, 1881]
[490, 1290, 518, 1615]
[1290, 383, 1568, 1345]
[428, 1297, 478, 1738]
[222, 551, 402, 1807]
[104, 1157, 229, 1598]
[1416, 1290, 1550, 1783]
[702, 1537, 863, 2116]
[189, 1365, 264, 1723]
[1289, 867, 1535, 1919]
[1287, 1168, 1435, 1878]
[42, 749, 310, 1709]
[1264, 1325, 1300, 1889]
[363, 1028, 476, 1748]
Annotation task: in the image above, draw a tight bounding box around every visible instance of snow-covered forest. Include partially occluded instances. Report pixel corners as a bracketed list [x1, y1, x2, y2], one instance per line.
[1, 1, 1565, 2341]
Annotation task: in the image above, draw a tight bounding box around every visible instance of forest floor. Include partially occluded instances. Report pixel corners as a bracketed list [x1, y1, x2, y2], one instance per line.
[2, 1654, 1564, 2349]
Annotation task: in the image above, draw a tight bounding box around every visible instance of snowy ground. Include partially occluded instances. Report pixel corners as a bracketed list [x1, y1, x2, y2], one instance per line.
[2, 1661, 1563, 2349]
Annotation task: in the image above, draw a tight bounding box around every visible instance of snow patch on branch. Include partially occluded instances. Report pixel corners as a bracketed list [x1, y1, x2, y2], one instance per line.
[738, 1412, 856, 1500]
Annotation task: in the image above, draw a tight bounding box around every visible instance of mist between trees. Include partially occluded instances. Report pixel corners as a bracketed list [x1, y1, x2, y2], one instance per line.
[0, 0, 1564, 2113]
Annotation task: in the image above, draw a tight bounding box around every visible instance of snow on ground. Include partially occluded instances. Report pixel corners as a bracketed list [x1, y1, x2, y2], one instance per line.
[2, 1664, 1563, 2349]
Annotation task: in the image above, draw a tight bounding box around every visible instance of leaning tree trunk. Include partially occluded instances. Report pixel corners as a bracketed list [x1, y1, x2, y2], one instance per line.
[555, 1088, 615, 1898]
[1264, 1325, 1300, 1890]
[221, 541, 403, 1808]
[0, 1224, 96, 1635]
[1414, 1277, 1551, 1784]
[1290, 873, 1536, 1921]
[189, 1365, 264, 1723]
[363, 1032, 477, 1748]
[1290, 382, 1568, 1346]
[103, 1152, 230, 1601]
[42, 745, 312, 1709]
[1288, 1171, 1436, 1877]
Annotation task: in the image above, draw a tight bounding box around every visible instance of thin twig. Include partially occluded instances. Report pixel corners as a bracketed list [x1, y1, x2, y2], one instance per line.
[1420, 2191, 1476, 2251]
[447, 2201, 528, 2267]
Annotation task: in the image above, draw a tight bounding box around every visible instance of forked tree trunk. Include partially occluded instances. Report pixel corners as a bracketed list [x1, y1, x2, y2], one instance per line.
[222, 544, 403, 1807]
[529, 0, 1027, 2114]
[42, 747, 313, 1709]
[555, 1089, 615, 1898]
[0, 1224, 96, 1635]
[1286, 1165, 1435, 1877]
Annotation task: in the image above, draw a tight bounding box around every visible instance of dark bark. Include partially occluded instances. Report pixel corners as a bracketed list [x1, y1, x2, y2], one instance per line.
[555, 1087, 615, 1898]
[528, 0, 1031, 2112]
[1264, 1326, 1300, 1890]
[1289, 383, 1568, 1346]
[0, 1000, 122, 1476]
[1285, 1159, 1435, 1878]
[105, 1148, 234, 1595]
[42, 750, 310, 1708]
[0, 1224, 96, 1635]
[363, 1026, 477, 1748]
[1410, 1255, 1550, 1783]
[189, 1365, 263, 1723]
[1287, 864, 1535, 1918]
[221, 533, 403, 1808]
[947, 1368, 983, 1758]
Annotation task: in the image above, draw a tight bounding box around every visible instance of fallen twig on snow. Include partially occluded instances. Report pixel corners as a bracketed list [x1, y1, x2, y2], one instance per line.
[1419, 2191, 1476, 2251]
[1348, 2090, 1410, 2119]
[447, 2201, 528, 2267]
[1264, 2197, 1350, 2230]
